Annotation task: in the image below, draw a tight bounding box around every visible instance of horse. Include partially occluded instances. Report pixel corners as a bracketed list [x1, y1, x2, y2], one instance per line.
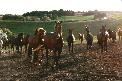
[43, 21, 63, 67]
[84, 26, 93, 49]
[66, 29, 75, 53]
[0, 29, 9, 51]
[0, 32, 8, 54]
[107, 29, 116, 43]
[8, 34, 17, 52]
[97, 30, 109, 52]
[22, 34, 29, 53]
[117, 28, 122, 41]
[28, 28, 46, 63]
[15, 33, 24, 54]
[78, 33, 84, 44]
[1, 33, 9, 50]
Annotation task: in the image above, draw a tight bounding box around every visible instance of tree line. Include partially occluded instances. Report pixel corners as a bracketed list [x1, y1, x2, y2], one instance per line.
[2, 9, 107, 21]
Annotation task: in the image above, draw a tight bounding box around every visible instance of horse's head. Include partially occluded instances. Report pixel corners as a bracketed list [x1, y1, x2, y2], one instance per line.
[54, 21, 62, 35]
[18, 33, 23, 38]
[85, 25, 90, 33]
[118, 28, 122, 32]
[78, 33, 83, 37]
[78, 33, 84, 40]
[102, 31, 109, 39]
[36, 28, 46, 38]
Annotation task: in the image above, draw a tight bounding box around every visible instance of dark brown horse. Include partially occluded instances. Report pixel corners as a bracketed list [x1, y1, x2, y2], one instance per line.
[22, 34, 29, 53]
[28, 28, 46, 62]
[66, 29, 75, 53]
[84, 26, 93, 49]
[107, 29, 116, 43]
[43, 21, 63, 67]
[78, 33, 83, 44]
[16, 33, 24, 54]
[8, 34, 17, 52]
[97, 30, 109, 52]
[117, 28, 122, 41]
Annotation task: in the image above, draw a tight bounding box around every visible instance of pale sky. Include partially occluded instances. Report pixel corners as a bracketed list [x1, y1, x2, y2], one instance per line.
[0, 0, 122, 15]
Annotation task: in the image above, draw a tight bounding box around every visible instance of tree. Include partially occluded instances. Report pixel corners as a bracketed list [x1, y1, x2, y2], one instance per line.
[2, 14, 23, 21]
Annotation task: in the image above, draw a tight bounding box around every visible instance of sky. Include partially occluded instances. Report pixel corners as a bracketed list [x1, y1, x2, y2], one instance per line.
[0, 0, 122, 15]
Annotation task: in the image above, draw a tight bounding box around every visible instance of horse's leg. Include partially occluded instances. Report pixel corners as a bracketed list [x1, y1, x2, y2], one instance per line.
[0, 47, 1, 55]
[87, 44, 88, 50]
[53, 50, 57, 66]
[0, 49, 2, 55]
[101, 43, 103, 52]
[90, 40, 93, 49]
[112, 38, 115, 43]
[16, 44, 19, 54]
[33, 51, 38, 63]
[87, 41, 89, 50]
[11, 44, 14, 53]
[103, 42, 105, 51]
[54, 49, 60, 69]
[46, 48, 48, 67]
[56, 50, 60, 68]
[120, 36, 121, 41]
[81, 38, 83, 44]
[3, 44, 6, 50]
[105, 41, 107, 52]
[71, 43, 73, 53]
[25, 44, 28, 53]
[68, 42, 71, 53]
[28, 46, 32, 59]
[20, 45, 23, 53]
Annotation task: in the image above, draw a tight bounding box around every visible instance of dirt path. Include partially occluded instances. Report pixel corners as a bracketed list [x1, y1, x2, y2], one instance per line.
[0, 42, 122, 81]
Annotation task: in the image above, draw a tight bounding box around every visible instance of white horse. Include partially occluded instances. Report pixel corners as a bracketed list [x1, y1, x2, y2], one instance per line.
[0, 31, 8, 54]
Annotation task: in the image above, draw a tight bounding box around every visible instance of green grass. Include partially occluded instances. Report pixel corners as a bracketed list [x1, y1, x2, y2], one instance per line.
[58, 15, 94, 22]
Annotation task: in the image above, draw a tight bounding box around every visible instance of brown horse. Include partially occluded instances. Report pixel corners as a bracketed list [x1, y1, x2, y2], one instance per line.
[43, 21, 63, 67]
[97, 30, 109, 52]
[107, 29, 116, 43]
[28, 28, 46, 62]
[8, 34, 16, 52]
[66, 29, 75, 53]
[22, 34, 29, 53]
[117, 28, 122, 41]
[15, 33, 24, 54]
[78, 33, 83, 44]
[84, 26, 93, 49]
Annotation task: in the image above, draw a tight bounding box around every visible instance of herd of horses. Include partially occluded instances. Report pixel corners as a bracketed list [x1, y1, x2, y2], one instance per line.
[0, 21, 122, 67]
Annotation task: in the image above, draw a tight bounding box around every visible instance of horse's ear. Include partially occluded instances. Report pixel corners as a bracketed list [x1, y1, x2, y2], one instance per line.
[55, 21, 57, 23]
[60, 21, 63, 23]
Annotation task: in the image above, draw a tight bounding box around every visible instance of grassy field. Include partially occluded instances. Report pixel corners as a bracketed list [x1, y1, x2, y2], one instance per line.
[58, 15, 94, 22]
[1, 14, 122, 41]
